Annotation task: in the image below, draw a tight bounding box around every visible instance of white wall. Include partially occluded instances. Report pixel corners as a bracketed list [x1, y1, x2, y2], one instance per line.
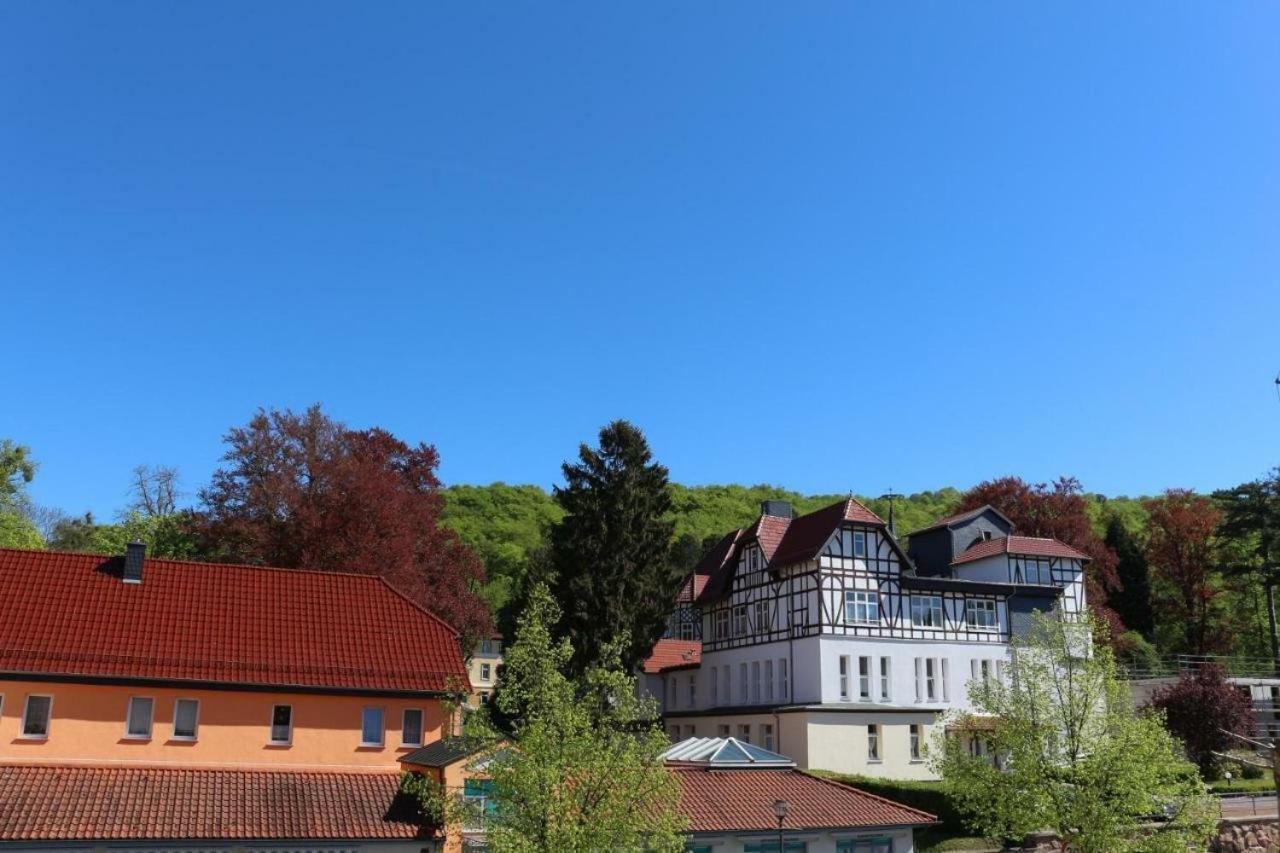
[815, 636, 1010, 711]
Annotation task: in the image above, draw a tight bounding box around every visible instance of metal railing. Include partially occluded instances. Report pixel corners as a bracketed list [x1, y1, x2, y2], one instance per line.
[1120, 654, 1280, 681]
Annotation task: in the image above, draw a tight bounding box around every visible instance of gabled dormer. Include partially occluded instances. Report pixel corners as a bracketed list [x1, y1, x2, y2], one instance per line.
[906, 505, 1015, 576]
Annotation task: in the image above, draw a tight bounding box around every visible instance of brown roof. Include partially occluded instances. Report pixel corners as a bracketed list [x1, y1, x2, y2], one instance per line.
[643, 639, 702, 673]
[0, 548, 468, 694]
[692, 528, 744, 604]
[0, 765, 423, 841]
[951, 535, 1090, 566]
[677, 573, 709, 604]
[673, 766, 934, 833]
[769, 498, 883, 566]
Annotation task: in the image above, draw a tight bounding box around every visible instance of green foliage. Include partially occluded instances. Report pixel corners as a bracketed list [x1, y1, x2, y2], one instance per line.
[0, 439, 37, 514]
[397, 771, 448, 826]
[935, 613, 1217, 852]
[0, 512, 43, 549]
[47, 511, 198, 558]
[547, 421, 680, 674]
[1117, 630, 1163, 675]
[456, 583, 685, 853]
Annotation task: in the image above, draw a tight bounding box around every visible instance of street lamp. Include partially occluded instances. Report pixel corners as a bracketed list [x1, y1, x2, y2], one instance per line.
[773, 799, 790, 852]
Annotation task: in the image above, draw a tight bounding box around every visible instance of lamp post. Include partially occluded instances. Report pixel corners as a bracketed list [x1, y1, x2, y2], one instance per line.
[772, 799, 790, 852]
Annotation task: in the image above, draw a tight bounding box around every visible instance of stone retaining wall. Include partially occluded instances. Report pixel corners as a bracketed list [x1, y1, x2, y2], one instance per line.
[1212, 818, 1279, 853]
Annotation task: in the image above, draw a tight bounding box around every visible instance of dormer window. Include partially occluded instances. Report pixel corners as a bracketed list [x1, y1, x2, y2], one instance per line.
[853, 531, 867, 557]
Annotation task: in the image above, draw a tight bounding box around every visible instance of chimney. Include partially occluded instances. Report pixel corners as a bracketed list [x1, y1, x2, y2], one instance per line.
[124, 540, 145, 584]
[760, 500, 793, 519]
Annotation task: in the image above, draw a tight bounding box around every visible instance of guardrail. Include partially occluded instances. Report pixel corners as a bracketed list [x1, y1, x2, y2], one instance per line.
[1215, 792, 1278, 818]
[1120, 655, 1280, 680]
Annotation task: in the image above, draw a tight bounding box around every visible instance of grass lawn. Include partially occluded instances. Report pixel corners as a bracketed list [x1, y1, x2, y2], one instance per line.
[1209, 770, 1275, 794]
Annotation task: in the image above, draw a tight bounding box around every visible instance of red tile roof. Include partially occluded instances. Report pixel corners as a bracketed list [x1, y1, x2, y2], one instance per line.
[0, 765, 422, 841]
[672, 766, 934, 833]
[0, 548, 468, 694]
[769, 498, 884, 566]
[677, 573, 709, 604]
[643, 639, 702, 673]
[951, 535, 1090, 566]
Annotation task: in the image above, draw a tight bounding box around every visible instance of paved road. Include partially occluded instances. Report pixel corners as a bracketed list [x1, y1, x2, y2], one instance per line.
[1219, 795, 1278, 819]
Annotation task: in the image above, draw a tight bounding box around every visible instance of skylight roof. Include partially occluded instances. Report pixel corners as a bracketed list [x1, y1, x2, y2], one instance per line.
[660, 736, 795, 767]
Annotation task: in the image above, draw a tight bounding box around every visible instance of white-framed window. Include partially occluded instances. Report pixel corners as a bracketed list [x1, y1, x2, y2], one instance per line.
[853, 530, 867, 557]
[839, 655, 851, 700]
[679, 620, 696, 641]
[779, 658, 789, 700]
[125, 696, 154, 739]
[858, 656, 872, 700]
[173, 698, 199, 741]
[879, 657, 892, 702]
[723, 665, 731, 703]
[481, 639, 493, 655]
[270, 704, 293, 744]
[689, 674, 697, 708]
[1013, 557, 1049, 585]
[480, 691, 491, 705]
[765, 660, 774, 701]
[844, 590, 880, 625]
[737, 723, 751, 743]
[402, 708, 424, 747]
[714, 609, 730, 640]
[361, 706, 385, 747]
[733, 605, 749, 636]
[754, 600, 771, 633]
[480, 663, 491, 680]
[910, 724, 923, 760]
[971, 659, 994, 684]
[711, 667, 719, 706]
[762, 723, 775, 751]
[21, 695, 51, 738]
[924, 658, 937, 701]
[867, 724, 880, 761]
[739, 663, 749, 703]
[751, 661, 761, 703]
[965, 599, 998, 631]
[717, 724, 731, 737]
[911, 595, 945, 628]
[941, 658, 950, 701]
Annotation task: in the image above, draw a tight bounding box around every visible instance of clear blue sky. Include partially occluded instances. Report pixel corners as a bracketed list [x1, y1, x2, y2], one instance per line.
[3, 1, 1278, 520]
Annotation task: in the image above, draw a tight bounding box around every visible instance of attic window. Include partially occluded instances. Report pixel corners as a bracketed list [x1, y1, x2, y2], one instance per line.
[982, 531, 993, 541]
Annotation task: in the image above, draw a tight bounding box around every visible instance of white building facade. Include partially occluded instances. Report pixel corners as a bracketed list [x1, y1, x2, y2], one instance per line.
[659, 500, 1088, 780]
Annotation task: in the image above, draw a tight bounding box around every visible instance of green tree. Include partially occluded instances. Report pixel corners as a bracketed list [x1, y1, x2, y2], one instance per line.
[0, 512, 43, 548]
[1215, 469, 1280, 664]
[935, 612, 1215, 852]
[443, 583, 685, 852]
[1106, 515, 1154, 640]
[0, 439, 37, 513]
[547, 421, 680, 673]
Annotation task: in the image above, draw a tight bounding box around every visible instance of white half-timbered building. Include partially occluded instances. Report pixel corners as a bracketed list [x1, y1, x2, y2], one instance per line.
[654, 499, 1089, 780]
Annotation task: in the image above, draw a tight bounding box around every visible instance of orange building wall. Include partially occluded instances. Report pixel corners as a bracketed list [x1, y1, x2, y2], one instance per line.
[0, 679, 449, 770]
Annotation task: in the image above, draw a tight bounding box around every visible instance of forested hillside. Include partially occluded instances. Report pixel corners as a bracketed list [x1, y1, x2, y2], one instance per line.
[442, 482, 1153, 612]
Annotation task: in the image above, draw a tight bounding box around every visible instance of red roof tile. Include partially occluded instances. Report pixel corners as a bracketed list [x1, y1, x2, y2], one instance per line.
[643, 639, 702, 674]
[951, 536, 1090, 566]
[677, 573, 709, 604]
[0, 548, 468, 693]
[693, 529, 744, 604]
[672, 766, 934, 833]
[0, 765, 422, 841]
[769, 498, 884, 566]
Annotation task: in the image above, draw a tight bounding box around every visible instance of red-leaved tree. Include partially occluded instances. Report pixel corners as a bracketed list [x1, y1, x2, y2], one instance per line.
[196, 406, 491, 647]
[1144, 488, 1228, 656]
[1149, 663, 1254, 777]
[956, 477, 1123, 636]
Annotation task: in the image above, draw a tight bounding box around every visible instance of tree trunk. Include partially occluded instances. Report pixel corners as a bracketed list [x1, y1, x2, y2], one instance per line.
[1267, 580, 1279, 676]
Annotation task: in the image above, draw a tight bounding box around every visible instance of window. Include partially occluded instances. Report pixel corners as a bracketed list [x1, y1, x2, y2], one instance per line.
[361, 706, 385, 746]
[858, 656, 872, 700]
[724, 665, 732, 703]
[668, 676, 678, 710]
[173, 698, 199, 740]
[126, 697, 154, 739]
[839, 655, 851, 700]
[402, 708, 424, 747]
[879, 657, 891, 702]
[925, 658, 937, 701]
[717, 724, 731, 737]
[463, 778, 496, 826]
[754, 599, 772, 633]
[762, 723, 775, 751]
[838, 839, 893, 853]
[270, 704, 293, 744]
[733, 605, 749, 636]
[844, 591, 880, 625]
[688, 674, 697, 708]
[683, 724, 696, 739]
[711, 667, 719, 706]
[1014, 557, 1048, 585]
[765, 660, 774, 701]
[481, 639, 493, 655]
[941, 658, 950, 701]
[911, 595, 945, 628]
[853, 530, 867, 557]
[480, 663, 491, 680]
[679, 620, 696, 641]
[737, 723, 751, 743]
[714, 609, 730, 640]
[965, 599, 998, 631]
[752, 661, 761, 703]
[739, 663, 749, 703]
[21, 695, 51, 738]
[480, 691, 491, 705]
[867, 724, 880, 761]
[746, 843, 808, 853]
[972, 659, 993, 684]
[669, 724, 681, 741]
[779, 659, 789, 700]
[910, 723, 923, 760]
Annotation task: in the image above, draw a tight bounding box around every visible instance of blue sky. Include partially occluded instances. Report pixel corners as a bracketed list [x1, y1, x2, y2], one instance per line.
[3, 1, 1278, 520]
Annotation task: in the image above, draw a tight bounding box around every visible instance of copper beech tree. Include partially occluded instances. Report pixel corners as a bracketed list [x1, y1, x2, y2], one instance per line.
[197, 405, 492, 646]
[1143, 488, 1227, 656]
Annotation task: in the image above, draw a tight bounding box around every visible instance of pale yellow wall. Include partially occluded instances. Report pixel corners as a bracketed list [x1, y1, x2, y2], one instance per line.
[0, 679, 448, 769]
[805, 713, 937, 780]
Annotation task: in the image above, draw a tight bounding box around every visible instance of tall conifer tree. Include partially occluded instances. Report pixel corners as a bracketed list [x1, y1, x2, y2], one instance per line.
[1105, 516, 1154, 640]
[547, 420, 679, 674]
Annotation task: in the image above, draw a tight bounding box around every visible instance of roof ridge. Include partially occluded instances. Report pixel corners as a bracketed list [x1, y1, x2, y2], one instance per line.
[0, 546, 394, 583]
[376, 577, 462, 639]
[800, 771, 938, 822]
[0, 762, 403, 777]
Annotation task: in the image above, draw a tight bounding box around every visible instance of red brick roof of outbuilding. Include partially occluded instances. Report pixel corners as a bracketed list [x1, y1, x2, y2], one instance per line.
[642, 639, 702, 673]
[0, 547, 468, 694]
[0, 764, 422, 841]
[672, 766, 935, 833]
[951, 535, 1090, 566]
